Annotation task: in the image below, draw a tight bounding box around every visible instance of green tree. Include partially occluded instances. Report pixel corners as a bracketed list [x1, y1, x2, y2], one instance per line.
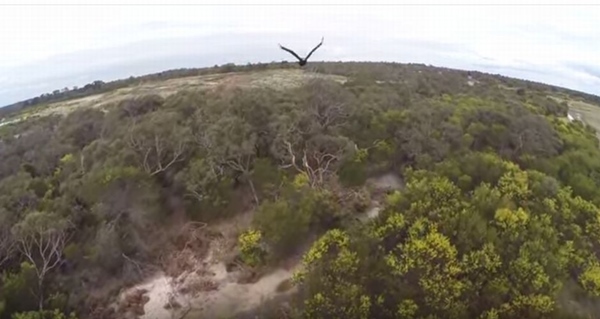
[253, 178, 340, 260]
[0, 262, 39, 316]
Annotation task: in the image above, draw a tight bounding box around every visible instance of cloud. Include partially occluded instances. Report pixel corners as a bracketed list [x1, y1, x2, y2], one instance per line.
[564, 63, 600, 83]
[0, 5, 599, 105]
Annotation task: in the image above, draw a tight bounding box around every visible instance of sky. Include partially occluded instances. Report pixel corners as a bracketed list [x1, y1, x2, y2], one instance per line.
[0, 2, 599, 106]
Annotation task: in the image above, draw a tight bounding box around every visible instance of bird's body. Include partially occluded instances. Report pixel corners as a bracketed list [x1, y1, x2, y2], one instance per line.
[278, 37, 324, 67]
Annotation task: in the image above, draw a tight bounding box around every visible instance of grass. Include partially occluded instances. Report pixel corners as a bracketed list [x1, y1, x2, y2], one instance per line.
[548, 95, 600, 139]
[567, 100, 600, 131]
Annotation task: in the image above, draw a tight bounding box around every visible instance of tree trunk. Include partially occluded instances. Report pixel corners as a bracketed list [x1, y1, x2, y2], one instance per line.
[38, 275, 44, 311]
[248, 178, 259, 206]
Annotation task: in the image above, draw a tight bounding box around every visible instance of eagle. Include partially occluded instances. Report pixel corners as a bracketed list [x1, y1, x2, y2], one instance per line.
[278, 37, 324, 67]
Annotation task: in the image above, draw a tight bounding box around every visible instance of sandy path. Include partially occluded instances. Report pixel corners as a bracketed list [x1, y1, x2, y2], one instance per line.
[118, 235, 299, 319]
[184, 264, 297, 319]
[120, 260, 298, 319]
[135, 275, 182, 319]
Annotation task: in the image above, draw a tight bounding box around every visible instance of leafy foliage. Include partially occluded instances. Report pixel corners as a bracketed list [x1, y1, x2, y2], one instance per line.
[238, 229, 266, 267]
[1, 62, 600, 319]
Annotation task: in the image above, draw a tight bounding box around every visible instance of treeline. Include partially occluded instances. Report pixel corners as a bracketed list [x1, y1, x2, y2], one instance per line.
[0, 62, 600, 319]
[3, 61, 598, 120]
[0, 62, 295, 119]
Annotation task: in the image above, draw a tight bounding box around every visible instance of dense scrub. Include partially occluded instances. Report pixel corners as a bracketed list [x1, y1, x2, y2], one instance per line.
[1, 62, 600, 319]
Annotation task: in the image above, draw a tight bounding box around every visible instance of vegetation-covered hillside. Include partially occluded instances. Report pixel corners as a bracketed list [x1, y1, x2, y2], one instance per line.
[2, 62, 600, 319]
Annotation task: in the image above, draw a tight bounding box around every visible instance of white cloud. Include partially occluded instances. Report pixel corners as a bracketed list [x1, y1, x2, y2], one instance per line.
[0, 3, 599, 105]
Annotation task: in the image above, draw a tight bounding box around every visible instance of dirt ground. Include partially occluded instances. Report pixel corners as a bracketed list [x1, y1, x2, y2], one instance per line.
[114, 212, 300, 319]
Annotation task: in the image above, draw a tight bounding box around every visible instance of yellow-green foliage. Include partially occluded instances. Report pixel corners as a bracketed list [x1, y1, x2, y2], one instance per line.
[292, 172, 310, 189]
[372, 212, 405, 239]
[494, 207, 529, 230]
[579, 261, 600, 297]
[397, 299, 418, 318]
[296, 229, 371, 319]
[59, 153, 74, 165]
[498, 169, 531, 201]
[386, 220, 466, 315]
[100, 166, 141, 185]
[238, 229, 265, 267]
[296, 228, 350, 281]
[353, 148, 369, 163]
[11, 309, 78, 319]
[298, 162, 600, 319]
[486, 294, 554, 318]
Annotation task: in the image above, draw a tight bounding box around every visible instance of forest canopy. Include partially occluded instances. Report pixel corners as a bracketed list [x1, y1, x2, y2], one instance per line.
[1, 61, 600, 319]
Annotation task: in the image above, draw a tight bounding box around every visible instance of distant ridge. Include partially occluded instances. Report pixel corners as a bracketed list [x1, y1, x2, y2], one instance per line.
[3, 61, 599, 119]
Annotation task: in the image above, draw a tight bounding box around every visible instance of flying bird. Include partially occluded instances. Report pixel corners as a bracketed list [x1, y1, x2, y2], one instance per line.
[278, 37, 324, 67]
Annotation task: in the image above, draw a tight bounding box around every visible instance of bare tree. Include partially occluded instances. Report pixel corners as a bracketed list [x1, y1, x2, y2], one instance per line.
[130, 133, 186, 176]
[281, 137, 352, 188]
[12, 212, 71, 310]
[267, 79, 356, 188]
[304, 78, 352, 133]
[225, 154, 259, 204]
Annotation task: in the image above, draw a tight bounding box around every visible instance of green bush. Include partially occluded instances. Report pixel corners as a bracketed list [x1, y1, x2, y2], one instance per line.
[11, 309, 77, 319]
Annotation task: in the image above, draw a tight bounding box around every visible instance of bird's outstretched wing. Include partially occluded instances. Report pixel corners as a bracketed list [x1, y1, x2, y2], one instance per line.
[304, 37, 324, 61]
[279, 44, 304, 62]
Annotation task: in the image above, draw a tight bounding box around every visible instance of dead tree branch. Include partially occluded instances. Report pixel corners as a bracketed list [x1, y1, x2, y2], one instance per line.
[128, 128, 186, 176]
[282, 140, 345, 188]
